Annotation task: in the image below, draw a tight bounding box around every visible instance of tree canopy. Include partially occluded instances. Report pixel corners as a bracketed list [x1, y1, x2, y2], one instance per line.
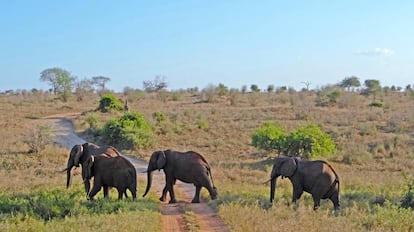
[40, 67, 76, 101]
[339, 76, 361, 91]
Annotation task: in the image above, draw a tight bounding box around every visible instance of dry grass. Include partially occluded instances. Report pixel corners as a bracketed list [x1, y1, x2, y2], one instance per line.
[1, 89, 414, 231]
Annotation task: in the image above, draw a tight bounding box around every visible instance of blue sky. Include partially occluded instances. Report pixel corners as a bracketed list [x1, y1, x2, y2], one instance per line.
[1, 1, 413, 92]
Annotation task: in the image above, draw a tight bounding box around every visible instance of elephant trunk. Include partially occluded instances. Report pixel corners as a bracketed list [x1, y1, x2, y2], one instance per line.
[270, 176, 277, 203]
[142, 170, 153, 197]
[66, 165, 73, 188]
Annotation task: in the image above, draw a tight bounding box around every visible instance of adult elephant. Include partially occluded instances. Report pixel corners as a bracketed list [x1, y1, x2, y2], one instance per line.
[142, 150, 217, 203]
[85, 155, 137, 200]
[267, 156, 340, 210]
[62, 143, 122, 198]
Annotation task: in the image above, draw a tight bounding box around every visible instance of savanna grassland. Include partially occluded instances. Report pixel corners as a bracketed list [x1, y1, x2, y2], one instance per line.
[1, 88, 414, 231]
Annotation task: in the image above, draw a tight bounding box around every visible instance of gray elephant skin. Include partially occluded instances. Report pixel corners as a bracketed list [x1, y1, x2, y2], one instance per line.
[269, 156, 340, 210]
[85, 155, 137, 200]
[63, 143, 122, 198]
[142, 150, 217, 203]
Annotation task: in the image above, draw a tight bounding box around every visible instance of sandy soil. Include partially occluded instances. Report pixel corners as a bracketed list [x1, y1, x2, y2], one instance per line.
[40, 113, 229, 232]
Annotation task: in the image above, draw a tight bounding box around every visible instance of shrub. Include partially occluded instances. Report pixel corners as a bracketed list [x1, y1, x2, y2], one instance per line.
[369, 101, 384, 108]
[251, 121, 285, 153]
[251, 122, 335, 158]
[400, 174, 414, 209]
[316, 87, 341, 107]
[98, 93, 123, 113]
[23, 124, 52, 154]
[286, 124, 336, 158]
[197, 119, 209, 130]
[0, 189, 76, 221]
[102, 112, 155, 150]
[84, 112, 98, 129]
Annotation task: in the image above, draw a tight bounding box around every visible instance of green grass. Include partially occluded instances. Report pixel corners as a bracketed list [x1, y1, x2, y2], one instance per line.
[0, 188, 161, 232]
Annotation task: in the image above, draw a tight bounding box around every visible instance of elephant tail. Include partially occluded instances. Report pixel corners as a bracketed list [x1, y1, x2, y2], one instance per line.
[206, 165, 216, 189]
[323, 162, 340, 197]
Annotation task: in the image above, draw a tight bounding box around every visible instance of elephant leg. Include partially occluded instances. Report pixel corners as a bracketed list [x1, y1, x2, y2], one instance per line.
[206, 185, 217, 200]
[159, 185, 167, 202]
[161, 178, 176, 202]
[129, 187, 137, 200]
[191, 185, 201, 203]
[167, 177, 176, 204]
[312, 195, 321, 210]
[88, 183, 102, 200]
[82, 169, 90, 196]
[117, 188, 125, 200]
[103, 185, 109, 198]
[330, 191, 340, 210]
[292, 186, 303, 206]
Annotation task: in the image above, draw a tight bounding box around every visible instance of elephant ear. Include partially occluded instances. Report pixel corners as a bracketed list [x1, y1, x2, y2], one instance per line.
[73, 145, 84, 167]
[280, 157, 297, 177]
[157, 151, 167, 171]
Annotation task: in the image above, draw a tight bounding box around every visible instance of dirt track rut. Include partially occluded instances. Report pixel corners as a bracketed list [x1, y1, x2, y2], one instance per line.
[41, 114, 229, 232]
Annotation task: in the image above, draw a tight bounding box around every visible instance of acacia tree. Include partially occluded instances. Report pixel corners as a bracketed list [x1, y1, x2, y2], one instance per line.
[40, 67, 75, 101]
[143, 76, 167, 92]
[363, 79, 381, 99]
[91, 76, 111, 93]
[339, 76, 361, 91]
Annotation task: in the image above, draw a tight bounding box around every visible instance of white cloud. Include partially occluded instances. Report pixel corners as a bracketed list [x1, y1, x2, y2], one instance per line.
[355, 48, 395, 56]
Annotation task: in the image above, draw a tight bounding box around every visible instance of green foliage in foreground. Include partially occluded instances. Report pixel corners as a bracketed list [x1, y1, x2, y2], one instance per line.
[0, 188, 161, 232]
[102, 111, 155, 150]
[213, 177, 414, 232]
[251, 121, 336, 158]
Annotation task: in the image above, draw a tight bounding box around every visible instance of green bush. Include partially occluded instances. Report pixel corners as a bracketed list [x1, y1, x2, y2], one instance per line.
[98, 93, 123, 113]
[251, 122, 335, 158]
[251, 121, 285, 152]
[369, 101, 384, 108]
[84, 112, 98, 129]
[285, 124, 336, 158]
[0, 189, 77, 221]
[197, 119, 209, 130]
[102, 112, 155, 150]
[0, 188, 160, 223]
[400, 174, 414, 209]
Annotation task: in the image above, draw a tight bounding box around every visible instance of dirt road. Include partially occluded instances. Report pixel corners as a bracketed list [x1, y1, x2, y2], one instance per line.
[41, 114, 229, 232]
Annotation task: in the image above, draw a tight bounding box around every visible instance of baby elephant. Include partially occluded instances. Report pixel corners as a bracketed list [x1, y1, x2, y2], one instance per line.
[268, 156, 340, 210]
[85, 155, 137, 200]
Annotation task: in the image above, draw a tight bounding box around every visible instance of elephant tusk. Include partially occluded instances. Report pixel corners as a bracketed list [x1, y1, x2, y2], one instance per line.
[262, 179, 272, 184]
[58, 168, 68, 173]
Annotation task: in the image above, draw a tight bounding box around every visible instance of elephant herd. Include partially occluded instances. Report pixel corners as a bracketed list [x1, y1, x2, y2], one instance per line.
[63, 143, 340, 210]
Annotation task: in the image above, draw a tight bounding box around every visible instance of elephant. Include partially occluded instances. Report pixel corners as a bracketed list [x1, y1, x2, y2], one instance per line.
[85, 155, 137, 200]
[142, 150, 217, 204]
[268, 156, 340, 210]
[62, 143, 122, 198]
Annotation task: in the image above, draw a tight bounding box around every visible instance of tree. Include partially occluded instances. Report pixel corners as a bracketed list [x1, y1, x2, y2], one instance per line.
[40, 67, 75, 101]
[250, 84, 260, 92]
[216, 83, 228, 96]
[339, 76, 361, 91]
[143, 76, 167, 92]
[91, 76, 111, 92]
[75, 78, 94, 101]
[301, 81, 311, 91]
[363, 79, 381, 98]
[267, 84, 275, 93]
